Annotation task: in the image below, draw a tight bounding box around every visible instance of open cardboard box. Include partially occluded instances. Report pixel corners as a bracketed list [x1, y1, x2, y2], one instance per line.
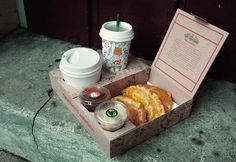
[49, 9, 228, 157]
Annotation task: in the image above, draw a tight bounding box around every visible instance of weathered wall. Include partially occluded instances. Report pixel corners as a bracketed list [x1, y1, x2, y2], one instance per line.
[0, 0, 19, 38]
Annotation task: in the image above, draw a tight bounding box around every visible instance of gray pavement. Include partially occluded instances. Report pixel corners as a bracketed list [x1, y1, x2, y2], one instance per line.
[0, 28, 235, 162]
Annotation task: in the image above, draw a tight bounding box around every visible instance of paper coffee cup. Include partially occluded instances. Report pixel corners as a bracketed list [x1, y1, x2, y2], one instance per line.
[99, 21, 134, 72]
[59, 48, 102, 87]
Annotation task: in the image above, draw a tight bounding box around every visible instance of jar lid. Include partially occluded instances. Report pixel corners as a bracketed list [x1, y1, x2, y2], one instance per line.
[79, 86, 111, 111]
[95, 101, 128, 131]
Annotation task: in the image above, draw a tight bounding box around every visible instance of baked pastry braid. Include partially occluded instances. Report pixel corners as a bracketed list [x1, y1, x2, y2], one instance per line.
[143, 84, 172, 112]
[112, 96, 147, 126]
[122, 85, 165, 121]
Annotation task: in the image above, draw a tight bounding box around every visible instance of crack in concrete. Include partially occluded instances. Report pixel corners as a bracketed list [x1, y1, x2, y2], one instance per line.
[31, 88, 53, 162]
[0, 149, 30, 162]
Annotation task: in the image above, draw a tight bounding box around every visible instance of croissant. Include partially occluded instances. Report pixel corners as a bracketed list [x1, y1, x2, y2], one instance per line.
[112, 96, 147, 126]
[122, 85, 165, 121]
[143, 84, 172, 113]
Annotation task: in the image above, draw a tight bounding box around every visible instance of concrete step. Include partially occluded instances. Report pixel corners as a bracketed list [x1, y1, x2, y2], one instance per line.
[0, 28, 235, 162]
[0, 149, 28, 162]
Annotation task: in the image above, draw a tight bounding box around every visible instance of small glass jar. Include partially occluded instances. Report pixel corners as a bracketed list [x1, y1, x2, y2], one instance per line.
[79, 86, 111, 111]
[95, 101, 128, 131]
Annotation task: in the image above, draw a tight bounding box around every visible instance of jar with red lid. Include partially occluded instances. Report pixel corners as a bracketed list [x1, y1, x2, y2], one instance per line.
[79, 86, 111, 111]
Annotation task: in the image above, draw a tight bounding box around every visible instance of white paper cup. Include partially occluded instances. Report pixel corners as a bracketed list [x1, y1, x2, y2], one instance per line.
[99, 21, 134, 72]
[59, 47, 102, 87]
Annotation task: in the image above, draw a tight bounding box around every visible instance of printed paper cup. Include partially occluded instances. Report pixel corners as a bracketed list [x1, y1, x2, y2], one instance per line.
[99, 21, 134, 72]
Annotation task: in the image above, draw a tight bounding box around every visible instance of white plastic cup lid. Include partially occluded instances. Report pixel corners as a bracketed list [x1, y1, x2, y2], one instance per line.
[59, 48, 101, 75]
[99, 21, 134, 42]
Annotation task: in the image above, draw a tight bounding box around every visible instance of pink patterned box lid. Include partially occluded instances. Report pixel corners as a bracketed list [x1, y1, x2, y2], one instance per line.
[150, 9, 229, 97]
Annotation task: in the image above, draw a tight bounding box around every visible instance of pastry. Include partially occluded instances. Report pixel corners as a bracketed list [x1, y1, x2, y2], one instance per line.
[112, 96, 147, 126]
[143, 84, 172, 112]
[122, 85, 165, 121]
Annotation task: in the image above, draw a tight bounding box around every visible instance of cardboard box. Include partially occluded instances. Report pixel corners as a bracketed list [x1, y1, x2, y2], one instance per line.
[49, 9, 228, 157]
